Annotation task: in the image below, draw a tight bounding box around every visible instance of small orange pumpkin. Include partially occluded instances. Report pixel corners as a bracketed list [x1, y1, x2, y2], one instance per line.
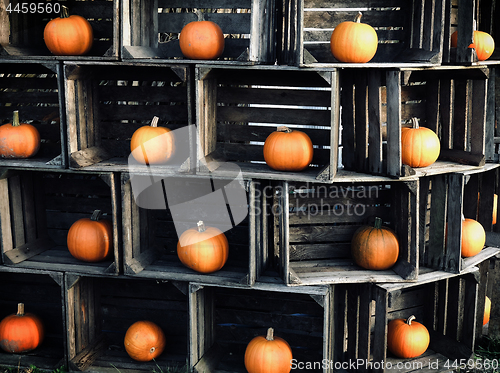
[461, 217, 485, 258]
[244, 328, 293, 373]
[130, 116, 175, 165]
[387, 315, 430, 359]
[67, 210, 113, 262]
[351, 217, 399, 270]
[484, 296, 492, 326]
[124, 320, 166, 362]
[44, 6, 93, 56]
[177, 221, 229, 273]
[0, 303, 44, 354]
[263, 126, 314, 172]
[451, 30, 495, 61]
[0, 111, 41, 159]
[401, 117, 440, 168]
[330, 12, 378, 63]
[179, 16, 225, 60]
[494, 194, 498, 225]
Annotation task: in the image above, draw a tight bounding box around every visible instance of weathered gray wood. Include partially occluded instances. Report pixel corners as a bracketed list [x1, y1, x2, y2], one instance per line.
[368, 70, 383, 174]
[372, 286, 388, 373]
[386, 70, 402, 177]
[444, 174, 464, 273]
[428, 174, 448, 269]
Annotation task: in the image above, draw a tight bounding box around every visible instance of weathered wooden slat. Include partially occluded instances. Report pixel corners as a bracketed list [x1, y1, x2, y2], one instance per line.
[158, 12, 251, 34]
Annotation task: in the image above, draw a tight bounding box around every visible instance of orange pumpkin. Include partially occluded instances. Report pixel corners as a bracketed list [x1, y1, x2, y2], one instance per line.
[124, 320, 166, 362]
[263, 126, 314, 172]
[244, 328, 293, 373]
[484, 296, 491, 326]
[177, 221, 229, 273]
[44, 6, 93, 56]
[461, 218, 485, 258]
[330, 12, 378, 63]
[351, 217, 399, 270]
[451, 30, 495, 61]
[130, 116, 175, 165]
[0, 303, 44, 354]
[67, 210, 113, 262]
[494, 194, 498, 225]
[387, 315, 430, 359]
[0, 111, 41, 159]
[401, 117, 440, 168]
[179, 20, 225, 60]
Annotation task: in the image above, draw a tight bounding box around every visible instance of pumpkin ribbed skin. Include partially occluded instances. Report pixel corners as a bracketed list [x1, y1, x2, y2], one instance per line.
[484, 296, 492, 326]
[263, 126, 313, 172]
[0, 111, 40, 159]
[451, 30, 495, 61]
[401, 118, 440, 168]
[179, 21, 225, 60]
[44, 7, 93, 56]
[461, 218, 485, 258]
[130, 117, 175, 165]
[351, 217, 399, 270]
[177, 221, 229, 274]
[67, 210, 113, 263]
[0, 303, 44, 354]
[330, 12, 378, 63]
[244, 328, 293, 373]
[387, 316, 430, 359]
[124, 321, 166, 362]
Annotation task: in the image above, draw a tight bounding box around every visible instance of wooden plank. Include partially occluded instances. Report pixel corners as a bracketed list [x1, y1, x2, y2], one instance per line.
[368, 70, 383, 174]
[341, 71, 355, 170]
[470, 78, 487, 156]
[372, 286, 388, 373]
[444, 174, 464, 273]
[428, 174, 447, 269]
[386, 70, 402, 177]
[354, 70, 368, 172]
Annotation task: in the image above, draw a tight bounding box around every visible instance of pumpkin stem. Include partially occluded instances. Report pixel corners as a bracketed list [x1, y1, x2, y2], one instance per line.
[406, 315, 416, 325]
[195, 9, 205, 22]
[91, 210, 103, 221]
[12, 111, 20, 127]
[277, 126, 293, 133]
[150, 116, 160, 128]
[266, 327, 274, 341]
[17, 303, 25, 317]
[411, 117, 419, 129]
[374, 217, 382, 229]
[355, 11, 363, 23]
[197, 221, 206, 232]
[61, 5, 70, 18]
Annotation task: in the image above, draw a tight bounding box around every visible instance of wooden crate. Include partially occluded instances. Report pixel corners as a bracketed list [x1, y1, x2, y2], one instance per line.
[0, 267, 66, 371]
[121, 0, 276, 64]
[420, 164, 500, 274]
[121, 174, 270, 286]
[0, 169, 121, 275]
[0, 0, 119, 60]
[196, 65, 340, 183]
[65, 275, 189, 372]
[0, 60, 65, 168]
[189, 281, 334, 373]
[280, 0, 447, 67]
[63, 61, 195, 172]
[274, 178, 419, 286]
[336, 261, 492, 373]
[340, 65, 491, 178]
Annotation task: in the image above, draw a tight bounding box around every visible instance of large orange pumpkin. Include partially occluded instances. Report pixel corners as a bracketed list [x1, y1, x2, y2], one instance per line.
[263, 126, 314, 172]
[387, 315, 430, 359]
[0, 111, 41, 159]
[44, 6, 93, 56]
[461, 218, 485, 258]
[351, 217, 399, 270]
[67, 210, 113, 262]
[130, 116, 175, 165]
[124, 320, 166, 362]
[484, 296, 492, 326]
[330, 12, 378, 63]
[177, 221, 229, 273]
[451, 30, 495, 61]
[0, 303, 44, 354]
[244, 328, 293, 373]
[179, 20, 225, 60]
[401, 117, 440, 168]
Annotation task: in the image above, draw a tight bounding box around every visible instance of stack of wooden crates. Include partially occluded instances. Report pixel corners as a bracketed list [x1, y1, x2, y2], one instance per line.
[1, 0, 500, 372]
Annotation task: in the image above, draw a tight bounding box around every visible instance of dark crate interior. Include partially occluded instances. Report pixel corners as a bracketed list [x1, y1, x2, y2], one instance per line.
[0, 0, 117, 59]
[68, 276, 188, 372]
[0, 62, 63, 167]
[0, 170, 118, 275]
[0, 270, 65, 371]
